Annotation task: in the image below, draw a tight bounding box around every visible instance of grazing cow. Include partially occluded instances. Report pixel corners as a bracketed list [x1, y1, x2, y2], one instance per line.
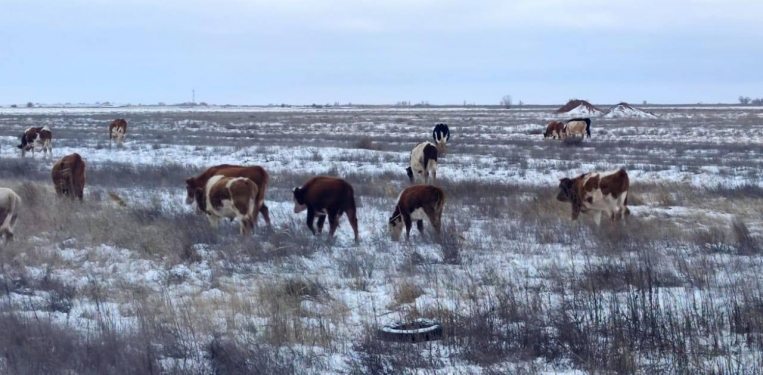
[109, 119, 128, 144]
[544, 121, 565, 140]
[292, 176, 359, 243]
[556, 168, 630, 225]
[194, 175, 260, 236]
[388, 185, 445, 241]
[564, 118, 591, 138]
[17, 126, 52, 157]
[0, 188, 21, 242]
[51, 153, 86, 201]
[406, 141, 438, 184]
[185, 164, 271, 226]
[432, 123, 450, 152]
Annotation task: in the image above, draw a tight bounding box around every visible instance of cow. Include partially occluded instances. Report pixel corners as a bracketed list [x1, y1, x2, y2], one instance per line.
[292, 176, 359, 243]
[17, 126, 52, 158]
[109, 119, 128, 144]
[51, 153, 86, 201]
[0, 188, 21, 242]
[388, 185, 445, 241]
[406, 141, 438, 185]
[185, 164, 271, 226]
[193, 175, 260, 236]
[432, 123, 450, 152]
[564, 118, 591, 138]
[556, 168, 630, 226]
[544, 121, 565, 140]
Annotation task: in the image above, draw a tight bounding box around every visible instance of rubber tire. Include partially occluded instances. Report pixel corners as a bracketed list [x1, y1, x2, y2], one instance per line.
[377, 319, 443, 343]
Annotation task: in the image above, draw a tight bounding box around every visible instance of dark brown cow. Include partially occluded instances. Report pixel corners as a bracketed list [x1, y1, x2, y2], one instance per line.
[109, 119, 128, 144]
[185, 164, 271, 226]
[194, 176, 260, 236]
[543, 121, 565, 140]
[52, 153, 86, 201]
[18, 126, 52, 157]
[388, 185, 445, 241]
[292, 176, 359, 243]
[557, 168, 630, 225]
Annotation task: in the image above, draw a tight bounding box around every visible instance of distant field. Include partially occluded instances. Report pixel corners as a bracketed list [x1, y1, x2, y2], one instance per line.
[1, 106, 762, 374]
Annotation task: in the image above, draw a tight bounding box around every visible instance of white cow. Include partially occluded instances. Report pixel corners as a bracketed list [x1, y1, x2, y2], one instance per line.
[406, 141, 439, 184]
[0, 188, 21, 242]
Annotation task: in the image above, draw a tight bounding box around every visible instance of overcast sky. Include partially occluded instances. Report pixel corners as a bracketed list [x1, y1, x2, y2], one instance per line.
[1, 0, 761, 105]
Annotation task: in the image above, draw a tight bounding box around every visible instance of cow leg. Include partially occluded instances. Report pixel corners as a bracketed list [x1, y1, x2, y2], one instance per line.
[316, 215, 326, 233]
[416, 220, 424, 234]
[346, 207, 359, 243]
[306, 208, 316, 235]
[403, 215, 413, 241]
[327, 211, 340, 238]
[259, 203, 271, 227]
[424, 208, 443, 239]
[593, 211, 602, 226]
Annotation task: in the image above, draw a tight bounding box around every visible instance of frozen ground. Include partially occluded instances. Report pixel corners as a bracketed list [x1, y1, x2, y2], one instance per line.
[0, 105, 762, 374]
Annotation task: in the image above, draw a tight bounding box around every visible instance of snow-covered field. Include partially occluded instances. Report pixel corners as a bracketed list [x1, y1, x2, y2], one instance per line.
[1, 105, 762, 374]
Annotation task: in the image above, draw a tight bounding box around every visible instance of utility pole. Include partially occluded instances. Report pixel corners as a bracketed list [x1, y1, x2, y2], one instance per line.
[192, 89, 195, 104]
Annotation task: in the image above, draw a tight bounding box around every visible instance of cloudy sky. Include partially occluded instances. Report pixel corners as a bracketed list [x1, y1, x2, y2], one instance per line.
[1, 0, 761, 105]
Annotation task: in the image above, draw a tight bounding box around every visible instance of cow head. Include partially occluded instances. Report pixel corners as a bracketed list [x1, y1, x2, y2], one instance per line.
[557, 178, 574, 202]
[184, 177, 197, 204]
[292, 187, 307, 213]
[405, 167, 414, 183]
[388, 213, 403, 241]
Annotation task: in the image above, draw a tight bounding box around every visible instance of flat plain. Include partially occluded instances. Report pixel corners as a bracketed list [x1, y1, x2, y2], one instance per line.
[1, 105, 762, 374]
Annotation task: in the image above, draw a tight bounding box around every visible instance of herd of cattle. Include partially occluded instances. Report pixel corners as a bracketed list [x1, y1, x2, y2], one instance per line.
[0, 118, 632, 244]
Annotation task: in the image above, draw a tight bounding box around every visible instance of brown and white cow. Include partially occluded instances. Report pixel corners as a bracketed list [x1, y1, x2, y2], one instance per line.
[193, 175, 260, 236]
[185, 164, 271, 226]
[292, 176, 359, 243]
[406, 141, 438, 184]
[0, 188, 21, 242]
[544, 121, 565, 140]
[557, 168, 630, 225]
[388, 185, 445, 241]
[18, 126, 52, 158]
[564, 118, 591, 138]
[52, 153, 86, 201]
[109, 119, 128, 144]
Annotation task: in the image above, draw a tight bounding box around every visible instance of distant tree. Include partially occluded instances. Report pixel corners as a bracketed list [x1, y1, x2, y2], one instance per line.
[752, 98, 763, 106]
[501, 95, 512, 108]
[643, 100, 647, 105]
[26, 102, 33, 108]
[158, 102, 166, 106]
[739, 96, 752, 105]
[10, 104, 17, 108]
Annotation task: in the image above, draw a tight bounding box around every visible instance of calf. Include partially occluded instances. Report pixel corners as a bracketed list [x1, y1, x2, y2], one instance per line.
[109, 119, 128, 144]
[18, 126, 52, 157]
[544, 121, 565, 140]
[52, 153, 86, 201]
[564, 118, 591, 138]
[406, 141, 438, 184]
[292, 176, 359, 243]
[556, 168, 630, 225]
[194, 175, 260, 236]
[185, 164, 271, 226]
[432, 123, 450, 152]
[0, 188, 21, 242]
[388, 185, 445, 241]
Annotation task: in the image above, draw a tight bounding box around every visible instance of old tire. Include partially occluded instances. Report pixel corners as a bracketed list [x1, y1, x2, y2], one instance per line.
[377, 319, 442, 343]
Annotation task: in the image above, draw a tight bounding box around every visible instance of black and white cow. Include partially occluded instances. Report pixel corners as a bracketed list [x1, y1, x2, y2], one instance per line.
[432, 123, 450, 152]
[18, 126, 52, 158]
[406, 141, 438, 184]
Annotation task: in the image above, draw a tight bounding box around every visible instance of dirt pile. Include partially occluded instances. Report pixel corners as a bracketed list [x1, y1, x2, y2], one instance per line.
[602, 102, 657, 119]
[555, 100, 602, 116]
